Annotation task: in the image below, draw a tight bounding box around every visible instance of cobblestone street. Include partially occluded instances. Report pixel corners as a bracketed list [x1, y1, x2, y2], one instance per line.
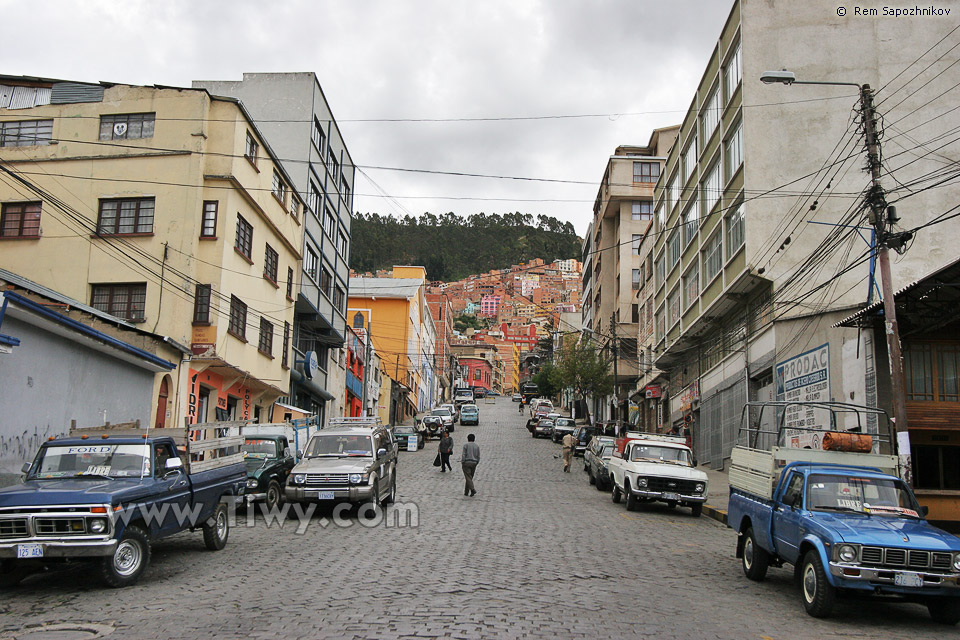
[1, 399, 954, 639]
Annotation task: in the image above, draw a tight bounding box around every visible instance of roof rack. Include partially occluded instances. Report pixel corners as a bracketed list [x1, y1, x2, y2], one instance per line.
[327, 416, 384, 430]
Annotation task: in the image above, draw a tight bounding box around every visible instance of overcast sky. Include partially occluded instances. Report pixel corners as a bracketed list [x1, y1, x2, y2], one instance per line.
[2, 0, 736, 236]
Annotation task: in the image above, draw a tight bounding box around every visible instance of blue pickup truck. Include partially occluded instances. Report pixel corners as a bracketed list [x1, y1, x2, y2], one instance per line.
[728, 403, 960, 624]
[0, 422, 245, 588]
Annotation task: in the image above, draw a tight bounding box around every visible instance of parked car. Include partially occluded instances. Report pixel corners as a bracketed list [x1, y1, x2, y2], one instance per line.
[474, 387, 486, 399]
[608, 433, 708, 517]
[512, 393, 523, 402]
[421, 414, 445, 439]
[532, 417, 555, 439]
[460, 404, 480, 426]
[533, 401, 554, 419]
[431, 407, 455, 432]
[551, 417, 578, 443]
[440, 403, 459, 424]
[572, 425, 599, 457]
[393, 425, 425, 450]
[242, 435, 296, 510]
[584, 436, 617, 490]
[285, 419, 397, 508]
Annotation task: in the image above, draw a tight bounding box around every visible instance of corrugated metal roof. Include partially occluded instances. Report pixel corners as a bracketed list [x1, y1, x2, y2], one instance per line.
[0, 85, 51, 109]
[349, 277, 422, 299]
[50, 82, 104, 104]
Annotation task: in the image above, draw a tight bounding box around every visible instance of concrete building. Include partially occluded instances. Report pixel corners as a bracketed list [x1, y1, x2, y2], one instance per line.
[193, 72, 354, 421]
[585, 130, 679, 422]
[0, 76, 302, 428]
[649, 0, 960, 530]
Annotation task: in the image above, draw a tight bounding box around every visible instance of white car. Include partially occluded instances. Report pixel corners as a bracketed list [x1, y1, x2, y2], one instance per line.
[440, 403, 459, 423]
[607, 433, 708, 517]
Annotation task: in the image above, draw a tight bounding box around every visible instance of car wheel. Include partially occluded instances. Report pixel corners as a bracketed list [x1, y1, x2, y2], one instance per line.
[741, 526, 770, 581]
[596, 477, 608, 491]
[611, 484, 621, 503]
[383, 477, 396, 505]
[0, 560, 30, 588]
[800, 550, 836, 618]
[100, 524, 150, 588]
[588, 471, 596, 485]
[265, 480, 282, 511]
[202, 502, 230, 551]
[928, 597, 960, 625]
[625, 482, 640, 511]
[690, 503, 703, 518]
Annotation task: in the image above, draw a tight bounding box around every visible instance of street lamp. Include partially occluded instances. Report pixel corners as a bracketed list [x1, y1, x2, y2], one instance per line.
[760, 68, 912, 477]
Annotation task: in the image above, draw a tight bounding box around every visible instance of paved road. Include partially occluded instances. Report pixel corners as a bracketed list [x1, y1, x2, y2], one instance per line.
[1, 399, 954, 639]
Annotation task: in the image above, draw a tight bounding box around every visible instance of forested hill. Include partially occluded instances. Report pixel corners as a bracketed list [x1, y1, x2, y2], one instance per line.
[350, 212, 582, 281]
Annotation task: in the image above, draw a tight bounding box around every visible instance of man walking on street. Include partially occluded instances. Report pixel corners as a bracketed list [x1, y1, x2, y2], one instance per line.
[561, 431, 577, 472]
[438, 431, 453, 472]
[462, 433, 480, 496]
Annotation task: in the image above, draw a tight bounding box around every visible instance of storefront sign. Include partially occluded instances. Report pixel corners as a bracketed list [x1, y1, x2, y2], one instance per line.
[644, 384, 662, 399]
[680, 381, 700, 412]
[776, 343, 831, 448]
[191, 325, 217, 355]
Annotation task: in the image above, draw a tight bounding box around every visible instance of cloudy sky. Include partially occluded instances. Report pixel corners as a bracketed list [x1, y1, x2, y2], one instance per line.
[2, 0, 736, 236]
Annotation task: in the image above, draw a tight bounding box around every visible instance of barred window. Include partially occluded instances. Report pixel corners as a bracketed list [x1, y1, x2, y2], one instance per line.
[682, 135, 698, 183]
[683, 199, 699, 247]
[702, 160, 722, 213]
[235, 214, 253, 259]
[668, 289, 681, 327]
[683, 265, 699, 309]
[193, 284, 212, 324]
[725, 120, 743, 182]
[1, 201, 42, 238]
[97, 198, 154, 235]
[282, 321, 291, 368]
[99, 113, 155, 141]
[201, 201, 218, 238]
[700, 87, 720, 143]
[228, 295, 247, 340]
[668, 231, 681, 268]
[259, 317, 274, 356]
[91, 283, 146, 322]
[264, 243, 279, 283]
[703, 230, 723, 283]
[727, 204, 745, 257]
[724, 40, 742, 103]
[286, 266, 294, 298]
[0, 119, 53, 147]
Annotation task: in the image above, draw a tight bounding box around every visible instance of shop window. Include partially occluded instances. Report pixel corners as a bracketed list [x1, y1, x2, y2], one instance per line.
[913, 445, 960, 490]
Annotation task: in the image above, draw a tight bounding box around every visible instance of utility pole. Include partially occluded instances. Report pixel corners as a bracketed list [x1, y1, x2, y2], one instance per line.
[610, 314, 619, 422]
[860, 84, 911, 479]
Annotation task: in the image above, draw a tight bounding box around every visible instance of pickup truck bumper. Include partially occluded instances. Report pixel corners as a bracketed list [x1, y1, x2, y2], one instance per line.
[285, 485, 376, 503]
[829, 562, 960, 593]
[245, 492, 267, 504]
[629, 486, 707, 503]
[0, 538, 118, 558]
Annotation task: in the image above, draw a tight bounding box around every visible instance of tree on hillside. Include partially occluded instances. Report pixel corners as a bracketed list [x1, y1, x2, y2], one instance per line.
[453, 314, 487, 333]
[552, 338, 612, 423]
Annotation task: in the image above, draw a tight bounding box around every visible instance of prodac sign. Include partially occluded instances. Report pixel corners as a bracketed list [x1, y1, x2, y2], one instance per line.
[776, 343, 830, 448]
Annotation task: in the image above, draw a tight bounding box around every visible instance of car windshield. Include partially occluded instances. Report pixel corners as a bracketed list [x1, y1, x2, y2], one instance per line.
[305, 434, 373, 457]
[35, 443, 152, 478]
[807, 474, 920, 517]
[243, 439, 279, 459]
[462, 406, 478, 414]
[556, 418, 575, 427]
[432, 409, 452, 417]
[630, 445, 692, 465]
[394, 427, 415, 435]
[600, 445, 614, 458]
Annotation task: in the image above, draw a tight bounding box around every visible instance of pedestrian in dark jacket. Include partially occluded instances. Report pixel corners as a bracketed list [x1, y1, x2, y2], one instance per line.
[461, 434, 480, 496]
[438, 431, 453, 472]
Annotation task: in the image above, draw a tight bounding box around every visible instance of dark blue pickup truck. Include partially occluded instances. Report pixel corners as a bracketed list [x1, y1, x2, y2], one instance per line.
[0, 423, 245, 588]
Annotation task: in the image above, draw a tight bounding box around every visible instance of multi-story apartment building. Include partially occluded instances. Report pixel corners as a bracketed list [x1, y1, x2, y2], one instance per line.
[426, 292, 456, 403]
[650, 0, 960, 527]
[193, 73, 354, 420]
[0, 76, 303, 428]
[585, 130, 679, 422]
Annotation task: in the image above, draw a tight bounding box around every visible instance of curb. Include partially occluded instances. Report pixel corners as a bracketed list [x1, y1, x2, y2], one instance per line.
[702, 504, 728, 525]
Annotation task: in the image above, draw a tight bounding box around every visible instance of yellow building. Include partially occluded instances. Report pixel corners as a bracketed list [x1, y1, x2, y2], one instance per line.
[0, 76, 303, 427]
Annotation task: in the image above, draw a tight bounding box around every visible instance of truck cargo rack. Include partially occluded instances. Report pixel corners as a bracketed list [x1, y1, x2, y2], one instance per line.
[736, 401, 896, 453]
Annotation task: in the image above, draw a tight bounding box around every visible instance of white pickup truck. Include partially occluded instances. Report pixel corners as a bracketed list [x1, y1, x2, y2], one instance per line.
[607, 433, 708, 517]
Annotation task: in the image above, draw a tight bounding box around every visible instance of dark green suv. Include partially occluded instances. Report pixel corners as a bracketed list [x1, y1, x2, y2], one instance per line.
[243, 435, 296, 510]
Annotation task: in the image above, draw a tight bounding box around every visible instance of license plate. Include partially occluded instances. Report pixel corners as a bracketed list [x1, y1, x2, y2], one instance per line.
[894, 573, 924, 588]
[17, 544, 43, 559]
[663, 492, 680, 502]
[317, 491, 335, 500]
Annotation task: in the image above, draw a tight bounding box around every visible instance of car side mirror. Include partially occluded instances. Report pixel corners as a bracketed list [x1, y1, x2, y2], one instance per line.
[297, 449, 303, 458]
[21, 462, 31, 474]
[165, 457, 184, 471]
[377, 448, 387, 458]
[919, 505, 929, 518]
[692, 458, 698, 467]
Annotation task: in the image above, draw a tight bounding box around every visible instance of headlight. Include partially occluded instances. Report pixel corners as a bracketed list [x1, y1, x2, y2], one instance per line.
[293, 474, 305, 485]
[636, 477, 648, 488]
[88, 518, 107, 534]
[838, 544, 859, 563]
[349, 473, 366, 484]
[246, 479, 259, 489]
[953, 554, 960, 571]
[695, 483, 705, 493]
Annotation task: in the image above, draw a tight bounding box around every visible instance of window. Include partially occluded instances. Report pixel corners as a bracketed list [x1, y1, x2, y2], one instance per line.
[703, 230, 723, 283]
[333, 285, 345, 312]
[701, 87, 721, 145]
[99, 113, 155, 141]
[682, 135, 698, 183]
[91, 283, 146, 322]
[324, 209, 336, 237]
[341, 176, 351, 203]
[913, 445, 960, 490]
[1, 201, 42, 238]
[320, 266, 332, 297]
[97, 198, 154, 235]
[633, 162, 660, 183]
[683, 199, 699, 247]
[0, 119, 53, 147]
[272, 170, 286, 204]
[726, 203, 745, 257]
[683, 265, 699, 309]
[304, 246, 319, 281]
[264, 243, 279, 284]
[667, 172, 678, 211]
[646, 253, 654, 280]
[632, 269, 641, 290]
[655, 204, 664, 232]
[201, 201, 218, 238]
[656, 309, 665, 342]
[228, 295, 247, 339]
[328, 154, 340, 181]
[632, 304, 640, 324]
[668, 231, 681, 268]
[702, 160, 722, 213]
[282, 321, 291, 368]
[244, 131, 258, 165]
[724, 40, 742, 103]
[337, 230, 348, 257]
[193, 284, 211, 324]
[289, 199, 299, 219]
[474, 369, 481, 381]
[725, 120, 743, 182]
[286, 266, 294, 299]
[259, 318, 274, 356]
[312, 117, 326, 154]
[235, 214, 253, 259]
[632, 234, 642, 255]
[632, 201, 653, 221]
[307, 183, 321, 215]
[668, 289, 680, 326]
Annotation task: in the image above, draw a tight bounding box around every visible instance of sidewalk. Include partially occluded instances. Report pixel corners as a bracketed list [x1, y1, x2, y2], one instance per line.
[701, 464, 729, 525]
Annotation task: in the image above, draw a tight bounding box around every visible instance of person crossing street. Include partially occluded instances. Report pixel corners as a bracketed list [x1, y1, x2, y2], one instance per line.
[561, 431, 577, 472]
